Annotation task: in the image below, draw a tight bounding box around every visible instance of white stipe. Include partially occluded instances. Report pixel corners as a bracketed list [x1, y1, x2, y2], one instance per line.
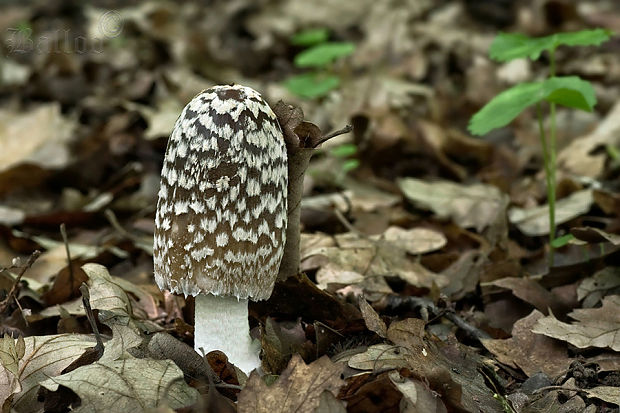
[193, 293, 261, 375]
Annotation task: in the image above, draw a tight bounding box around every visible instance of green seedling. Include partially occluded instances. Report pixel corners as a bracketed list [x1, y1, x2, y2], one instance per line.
[285, 28, 355, 99]
[468, 28, 612, 264]
[330, 143, 360, 175]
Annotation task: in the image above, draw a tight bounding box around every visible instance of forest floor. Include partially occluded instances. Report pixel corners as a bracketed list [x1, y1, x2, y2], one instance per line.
[0, 1, 620, 412]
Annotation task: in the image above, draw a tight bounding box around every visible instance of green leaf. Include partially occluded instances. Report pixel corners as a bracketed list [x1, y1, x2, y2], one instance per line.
[342, 159, 360, 172]
[490, 29, 612, 62]
[291, 28, 329, 46]
[551, 233, 575, 248]
[294, 42, 355, 68]
[330, 143, 357, 157]
[468, 76, 596, 136]
[284, 73, 340, 99]
[606, 144, 620, 161]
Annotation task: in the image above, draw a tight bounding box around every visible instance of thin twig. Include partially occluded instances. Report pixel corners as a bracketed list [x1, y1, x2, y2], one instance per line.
[533, 385, 583, 395]
[60, 223, 75, 288]
[381, 295, 491, 343]
[0, 250, 41, 314]
[312, 124, 353, 148]
[80, 283, 104, 354]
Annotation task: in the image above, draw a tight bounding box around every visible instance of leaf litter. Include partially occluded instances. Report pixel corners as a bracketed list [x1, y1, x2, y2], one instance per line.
[0, 0, 619, 412]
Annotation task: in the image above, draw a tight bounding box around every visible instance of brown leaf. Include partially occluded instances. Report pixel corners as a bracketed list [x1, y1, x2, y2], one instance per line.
[294, 121, 323, 148]
[42, 262, 89, 306]
[273, 101, 304, 150]
[314, 391, 346, 413]
[358, 296, 387, 338]
[237, 355, 344, 413]
[482, 310, 571, 377]
[388, 370, 448, 413]
[340, 373, 402, 412]
[441, 250, 486, 300]
[532, 295, 620, 351]
[570, 227, 620, 245]
[488, 277, 571, 317]
[387, 318, 426, 351]
[261, 318, 314, 373]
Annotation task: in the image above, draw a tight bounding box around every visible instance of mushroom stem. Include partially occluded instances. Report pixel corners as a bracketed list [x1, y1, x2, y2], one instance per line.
[194, 294, 261, 375]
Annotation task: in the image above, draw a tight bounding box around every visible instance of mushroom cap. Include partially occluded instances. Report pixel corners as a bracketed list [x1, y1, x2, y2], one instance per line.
[153, 85, 287, 300]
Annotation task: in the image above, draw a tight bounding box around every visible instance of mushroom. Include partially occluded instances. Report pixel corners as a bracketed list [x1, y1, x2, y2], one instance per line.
[153, 85, 287, 374]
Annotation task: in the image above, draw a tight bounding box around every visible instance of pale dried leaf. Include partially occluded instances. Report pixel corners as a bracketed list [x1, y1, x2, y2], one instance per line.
[124, 97, 184, 140]
[0, 335, 24, 378]
[300, 232, 336, 259]
[97, 311, 145, 361]
[342, 177, 401, 213]
[314, 391, 347, 413]
[0, 335, 25, 407]
[237, 354, 343, 413]
[0, 103, 76, 173]
[41, 263, 151, 319]
[316, 266, 365, 289]
[388, 370, 447, 413]
[508, 190, 593, 236]
[532, 295, 620, 351]
[578, 267, 620, 308]
[315, 232, 448, 291]
[558, 100, 620, 178]
[378, 226, 447, 255]
[10, 334, 96, 412]
[358, 296, 387, 338]
[0, 205, 25, 226]
[398, 178, 508, 232]
[40, 359, 198, 412]
[348, 344, 408, 371]
[584, 386, 620, 405]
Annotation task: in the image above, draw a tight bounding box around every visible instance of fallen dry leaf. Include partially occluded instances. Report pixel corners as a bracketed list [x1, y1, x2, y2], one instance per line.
[358, 296, 387, 338]
[40, 358, 198, 412]
[377, 226, 447, 255]
[348, 344, 408, 371]
[558, 100, 620, 178]
[486, 277, 570, 317]
[0, 334, 25, 409]
[578, 267, 620, 308]
[508, 189, 593, 236]
[482, 310, 571, 377]
[237, 354, 344, 413]
[0, 103, 76, 174]
[313, 231, 448, 292]
[388, 370, 448, 413]
[584, 386, 620, 405]
[4, 334, 96, 412]
[398, 177, 508, 233]
[532, 295, 620, 351]
[314, 391, 347, 413]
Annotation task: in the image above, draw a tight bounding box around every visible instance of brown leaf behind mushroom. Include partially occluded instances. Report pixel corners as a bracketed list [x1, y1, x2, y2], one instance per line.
[237, 354, 344, 413]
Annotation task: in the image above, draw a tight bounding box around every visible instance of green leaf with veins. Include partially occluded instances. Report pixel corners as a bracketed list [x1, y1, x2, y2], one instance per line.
[291, 28, 329, 46]
[285, 73, 340, 98]
[490, 29, 612, 62]
[468, 76, 596, 135]
[294, 42, 355, 68]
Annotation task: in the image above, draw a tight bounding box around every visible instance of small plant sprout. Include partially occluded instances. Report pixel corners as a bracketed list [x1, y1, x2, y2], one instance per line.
[468, 28, 612, 264]
[285, 28, 355, 99]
